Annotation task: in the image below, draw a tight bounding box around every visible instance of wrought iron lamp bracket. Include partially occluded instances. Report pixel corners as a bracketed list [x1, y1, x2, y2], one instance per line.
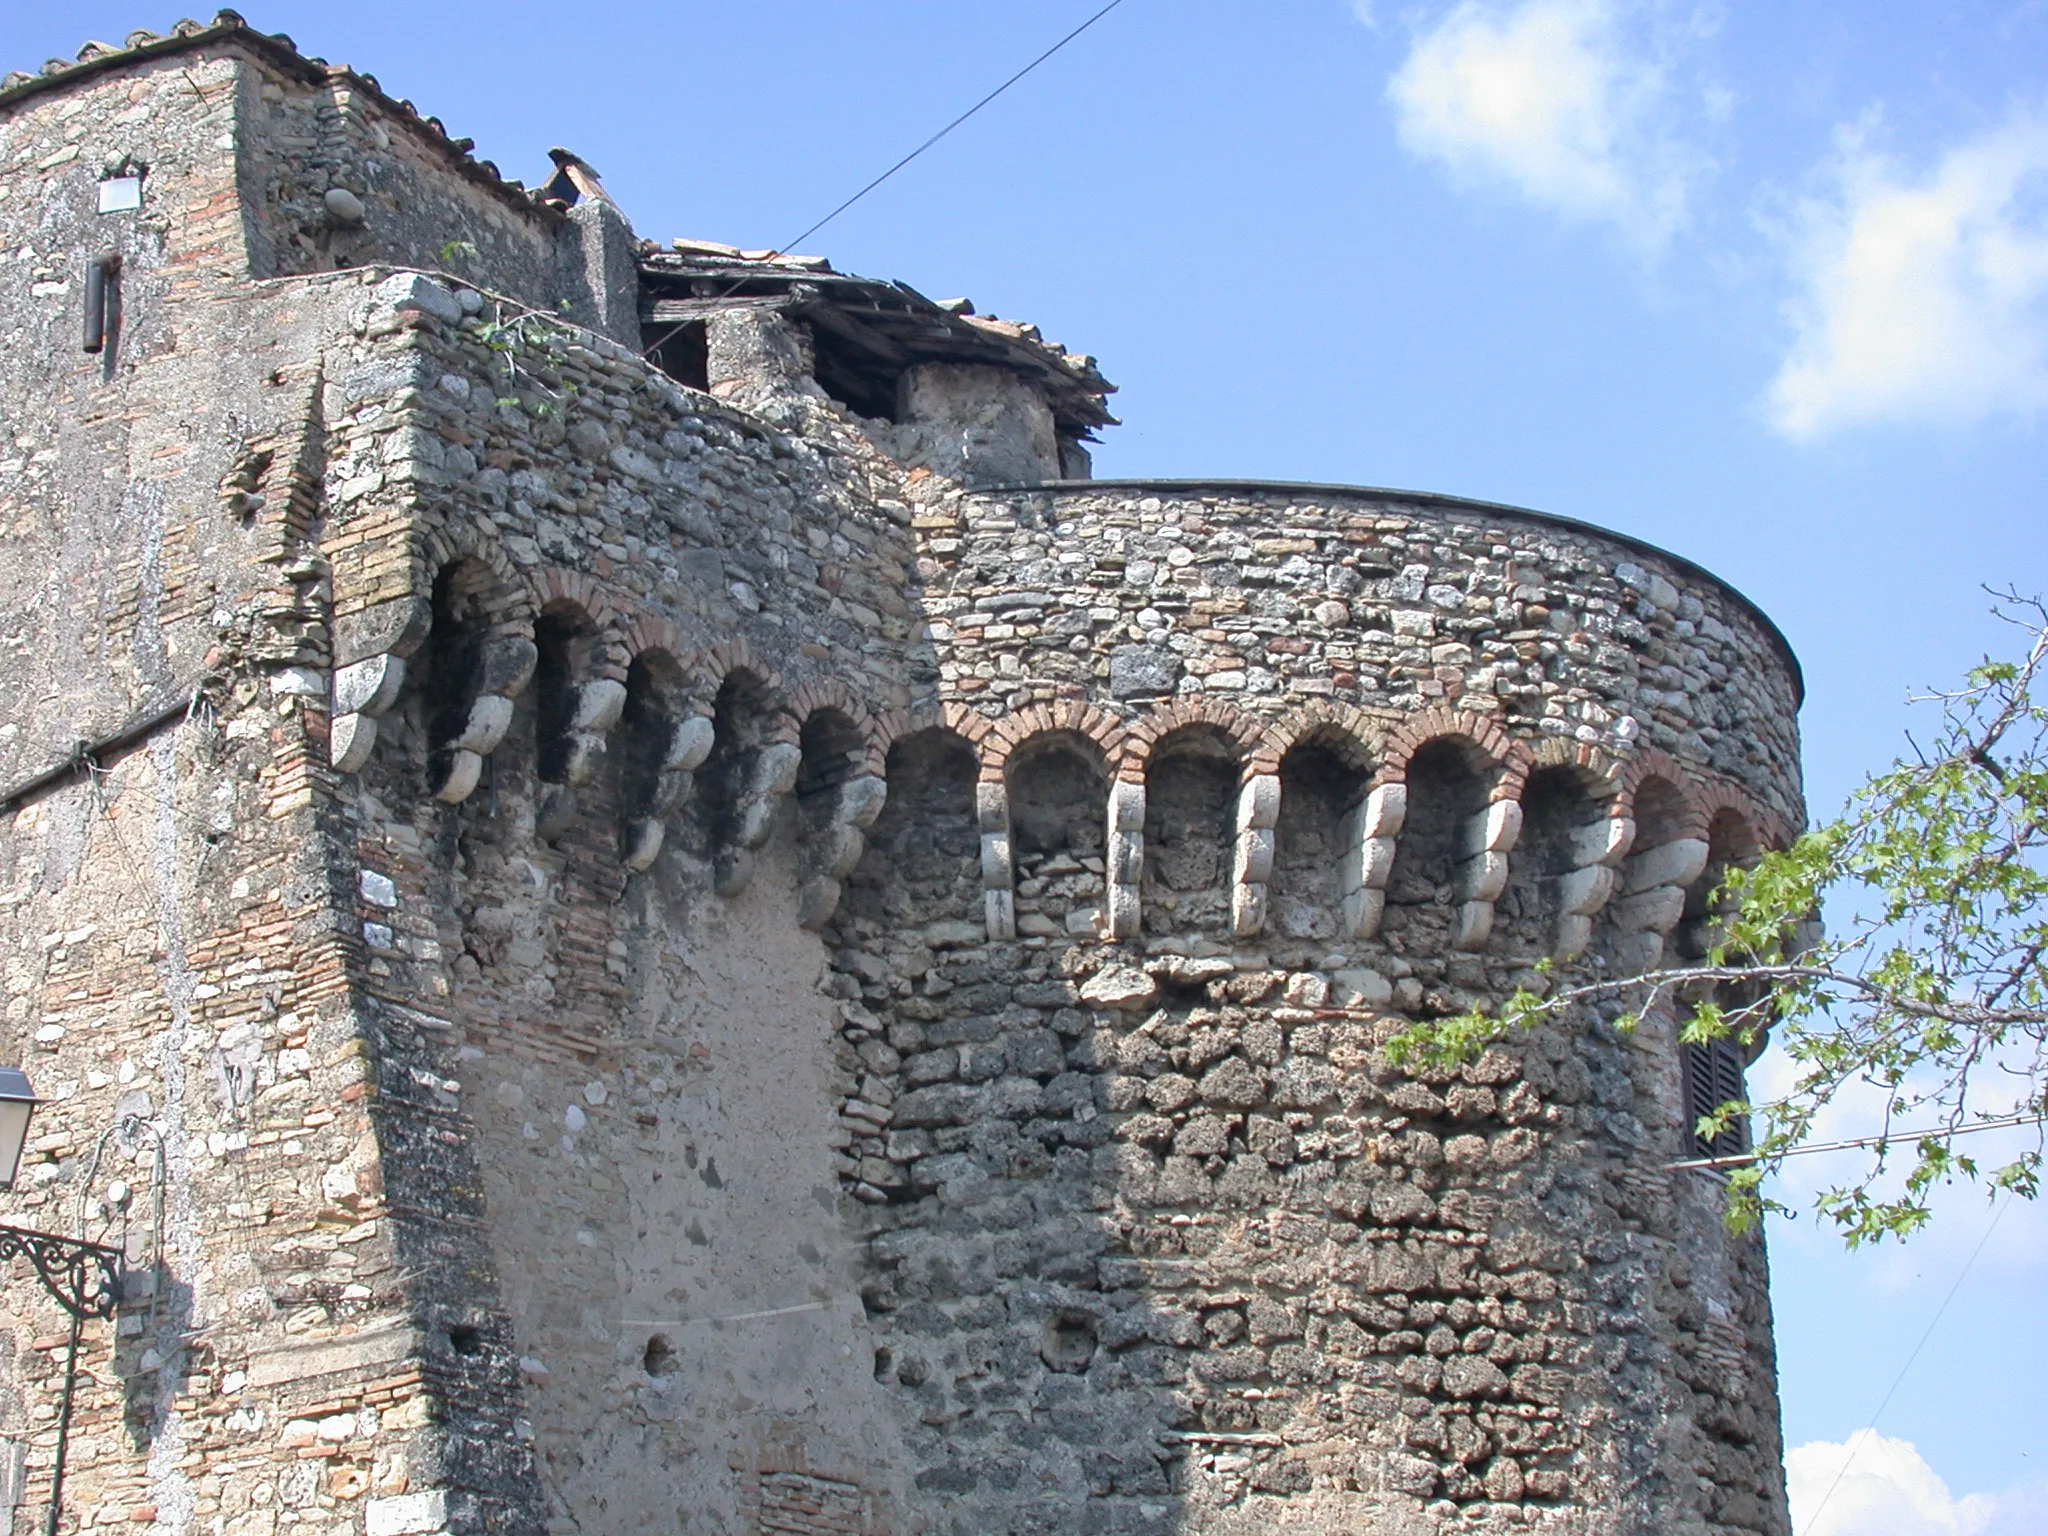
[0, 1222, 122, 1319]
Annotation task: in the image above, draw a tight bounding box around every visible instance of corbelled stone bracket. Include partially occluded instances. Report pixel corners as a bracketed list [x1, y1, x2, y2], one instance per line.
[433, 633, 538, 804]
[1231, 772, 1280, 938]
[1103, 781, 1144, 941]
[1553, 813, 1635, 959]
[1453, 796, 1524, 952]
[1341, 781, 1404, 940]
[797, 773, 888, 931]
[979, 780, 1016, 941]
[622, 711, 715, 873]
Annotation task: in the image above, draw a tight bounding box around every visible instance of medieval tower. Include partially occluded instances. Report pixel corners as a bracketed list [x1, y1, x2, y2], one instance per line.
[0, 14, 1801, 1536]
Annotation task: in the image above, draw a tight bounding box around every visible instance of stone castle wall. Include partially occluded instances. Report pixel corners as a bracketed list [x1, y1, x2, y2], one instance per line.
[0, 20, 1800, 1536]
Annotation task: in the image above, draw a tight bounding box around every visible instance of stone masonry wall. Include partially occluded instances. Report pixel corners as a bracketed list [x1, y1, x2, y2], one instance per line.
[0, 26, 1801, 1536]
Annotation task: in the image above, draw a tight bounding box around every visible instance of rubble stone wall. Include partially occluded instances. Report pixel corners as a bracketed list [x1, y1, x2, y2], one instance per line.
[0, 27, 1801, 1536]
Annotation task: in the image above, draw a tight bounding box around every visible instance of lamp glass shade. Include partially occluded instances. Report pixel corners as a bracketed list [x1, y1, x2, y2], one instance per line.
[0, 1067, 39, 1189]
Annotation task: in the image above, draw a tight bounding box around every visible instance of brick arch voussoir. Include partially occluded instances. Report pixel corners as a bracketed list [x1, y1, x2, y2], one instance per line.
[1378, 707, 1531, 800]
[1121, 698, 1274, 782]
[703, 640, 794, 743]
[983, 702, 1123, 773]
[1528, 737, 1627, 801]
[1269, 703, 1386, 776]
[1694, 778, 1789, 857]
[529, 569, 632, 684]
[1617, 752, 1711, 843]
[788, 679, 883, 774]
[417, 523, 535, 636]
[619, 615, 706, 713]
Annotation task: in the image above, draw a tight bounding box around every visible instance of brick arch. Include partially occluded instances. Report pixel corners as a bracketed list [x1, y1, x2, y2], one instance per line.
[1268, 703, 1387, 775]
[981, 702, 1127, 785]
[1616, 751, 1710, 844]
[1120, 698, 1280, 781]
[1694, 777, 1790, 857]
[703, 639, 793, 743]
[787, 678, 883, 775]
[875, 701, 995, 754]
[530, 569, 630, 682]
[620, 611, 692, 668]
[1378, 706, 1533, 802]
[617, 614, 711, 716]
[417, 523, 534, 634]
[1523, 738, 1629, 819]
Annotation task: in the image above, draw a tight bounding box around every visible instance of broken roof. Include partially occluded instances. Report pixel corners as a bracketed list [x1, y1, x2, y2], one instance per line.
[642, 247, 1117, 438]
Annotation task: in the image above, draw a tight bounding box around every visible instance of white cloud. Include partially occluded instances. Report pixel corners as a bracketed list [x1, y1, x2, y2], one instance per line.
[1768, 107, 2048, 439]
[1787, 1432, 2048, 1536]
[1386, 0, 1698, 246]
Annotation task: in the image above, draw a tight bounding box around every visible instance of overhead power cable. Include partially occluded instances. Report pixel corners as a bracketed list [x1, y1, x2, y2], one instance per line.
[770, 0, 1133, 259]
[1796, 1193, 2011, 1535]
[642, 0, 1132, 360]
[1665, 1110, 2048, 1172]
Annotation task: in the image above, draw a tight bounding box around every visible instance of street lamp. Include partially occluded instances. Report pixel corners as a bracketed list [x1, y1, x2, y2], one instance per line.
[0, 1067, 126, 1536]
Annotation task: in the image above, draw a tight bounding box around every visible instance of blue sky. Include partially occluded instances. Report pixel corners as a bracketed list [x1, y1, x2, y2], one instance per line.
[11, 2, 2048, 1528]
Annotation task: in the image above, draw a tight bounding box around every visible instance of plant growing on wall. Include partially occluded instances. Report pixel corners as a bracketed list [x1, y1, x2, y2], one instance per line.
[1393, 591, 2048, 1245]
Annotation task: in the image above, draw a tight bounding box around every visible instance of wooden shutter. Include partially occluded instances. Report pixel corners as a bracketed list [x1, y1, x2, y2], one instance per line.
[1680, 1038, 1750, 1160]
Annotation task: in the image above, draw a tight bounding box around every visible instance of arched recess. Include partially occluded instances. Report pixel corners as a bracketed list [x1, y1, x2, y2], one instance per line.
[1005, 732, 1110, 941]
[1678, 807, 1765, 962]
[1270, 729, 1373, 943]
[530, 598, 628, 842]
[1609, 765, 1709, 974]
[613, 648, 711, 873]
[791, 702, 887, 931]
[1496, 763, 1622, 960]
[1381, 732, 1524, 955]
[689, 660, 795, 898]
[1140, 725, 1243, 939]
[841, 728, 981, 930]
[413, 555, 537, 805]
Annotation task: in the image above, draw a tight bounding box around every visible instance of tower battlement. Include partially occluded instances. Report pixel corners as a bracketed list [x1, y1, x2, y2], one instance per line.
[0, 17, 1798, 1536]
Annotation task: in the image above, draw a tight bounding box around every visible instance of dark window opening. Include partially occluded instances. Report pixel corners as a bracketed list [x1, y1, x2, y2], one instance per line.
[1039, 1311, 1098, 1373]
[1498, 766, 1601, 944]
[1272, 741, 1368, 941]
[843, 731, 980, 927]
[421, 562, 494, 784]
[688, 670, 774, 857]
[448, 1325, 484, 1357]
[810, 327, 901, 423]
[1008, 739, 1107, 860]
[1142, 731, 1240, 936]
[533, 604, 597, 785]
[647, 319, 710, 392]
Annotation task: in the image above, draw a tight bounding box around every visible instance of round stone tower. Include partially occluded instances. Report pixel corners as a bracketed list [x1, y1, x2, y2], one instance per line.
[829, 478, 1800, 1536]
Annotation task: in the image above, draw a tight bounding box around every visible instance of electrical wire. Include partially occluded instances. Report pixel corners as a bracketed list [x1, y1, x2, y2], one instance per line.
[1666, 1110, 2048, 1171]
[772, 0, 1132, 259]
[642, 0, 1133, 360]
[1796, 1193, 2012, 1536]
